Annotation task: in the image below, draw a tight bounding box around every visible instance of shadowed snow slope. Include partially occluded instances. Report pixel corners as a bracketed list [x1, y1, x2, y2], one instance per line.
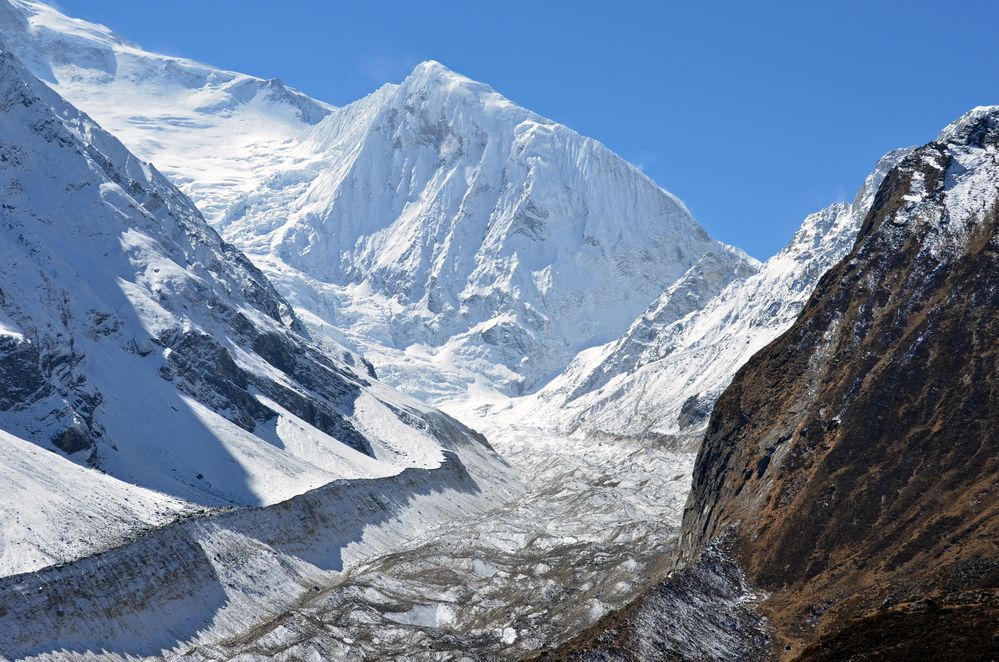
[0, 45, 513, 577]
[510, 148, 911, 440]
[1, 0, 754, 404]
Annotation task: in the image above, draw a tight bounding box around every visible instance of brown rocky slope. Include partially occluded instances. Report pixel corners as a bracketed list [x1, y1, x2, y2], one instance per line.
[550, 107, 999, 660]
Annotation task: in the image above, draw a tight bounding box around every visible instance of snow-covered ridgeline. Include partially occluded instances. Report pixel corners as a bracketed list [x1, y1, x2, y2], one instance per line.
[1, 0, 752, 404]
[0, 42, 516, 581]
[0, 0, 331, 224]
[509, 148, 912, 440]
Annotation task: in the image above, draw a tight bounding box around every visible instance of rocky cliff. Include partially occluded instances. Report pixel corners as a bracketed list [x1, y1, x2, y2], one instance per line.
[553, 107, 999, 659]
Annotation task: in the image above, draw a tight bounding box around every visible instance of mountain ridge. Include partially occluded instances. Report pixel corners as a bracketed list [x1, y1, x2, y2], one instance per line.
[512, 147, 910, 441]
[552, 104, 999, 660]
[232, 56, 752, 400]
[0, 0, 754, 405]
[0, 43, 514, 578]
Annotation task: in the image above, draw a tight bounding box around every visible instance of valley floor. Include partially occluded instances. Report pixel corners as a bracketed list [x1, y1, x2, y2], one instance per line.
[186, 426, 695, 660]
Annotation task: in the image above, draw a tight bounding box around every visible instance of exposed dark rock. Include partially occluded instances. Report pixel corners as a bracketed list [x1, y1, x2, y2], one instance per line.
[558, 108, 999, 658]
[159, 329, 275, 432]
[50, 426, 94, 454]
[0, 336, 49, 410]
[258, 380, 372, 456]
[251, 330, 299, 375]
[677, 393, 711, 430]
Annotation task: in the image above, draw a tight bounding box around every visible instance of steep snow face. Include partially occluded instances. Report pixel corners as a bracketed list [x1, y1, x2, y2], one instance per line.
[0, 0, 331, 224]
[220, 61, 751, 399]
[0, 47, 499, 522]
[516, 149, 911, 439]
[2, 0, 751, 403]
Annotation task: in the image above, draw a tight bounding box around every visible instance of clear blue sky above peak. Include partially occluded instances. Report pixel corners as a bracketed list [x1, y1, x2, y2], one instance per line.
[54, 0, 999, 259]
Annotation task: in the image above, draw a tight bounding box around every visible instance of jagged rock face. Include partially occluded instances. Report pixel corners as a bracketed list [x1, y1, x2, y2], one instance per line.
[0, 47, 494, 513]
[524, 150, 908, 440]
[672, 107, 999, 652]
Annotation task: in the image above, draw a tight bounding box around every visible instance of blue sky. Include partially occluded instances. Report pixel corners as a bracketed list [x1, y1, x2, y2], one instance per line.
[56, 0, 999, 259]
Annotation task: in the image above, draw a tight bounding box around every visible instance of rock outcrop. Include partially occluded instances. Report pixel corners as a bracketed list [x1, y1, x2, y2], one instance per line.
[554, 107, 999, 659]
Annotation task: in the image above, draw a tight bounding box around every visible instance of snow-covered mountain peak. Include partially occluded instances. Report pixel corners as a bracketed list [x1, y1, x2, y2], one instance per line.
[1, 0, 334, 225]
[5, 1, 749, 406]
[406, 59, 482, 89]
[2, 7, 332, 141]
[395, 60, 524, 115]
[211, 58, 748, 401]
[300, 60, 522, 162]
[1, 0, 331, 122]
[409, 59, 459, 79]
[936, 104, 999, 143]
[0, 44, 503, 524]
[0, 0, 130, 73]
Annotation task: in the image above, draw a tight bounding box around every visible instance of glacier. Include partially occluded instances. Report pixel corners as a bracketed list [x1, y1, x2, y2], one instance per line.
[0, 1, 937, 659]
